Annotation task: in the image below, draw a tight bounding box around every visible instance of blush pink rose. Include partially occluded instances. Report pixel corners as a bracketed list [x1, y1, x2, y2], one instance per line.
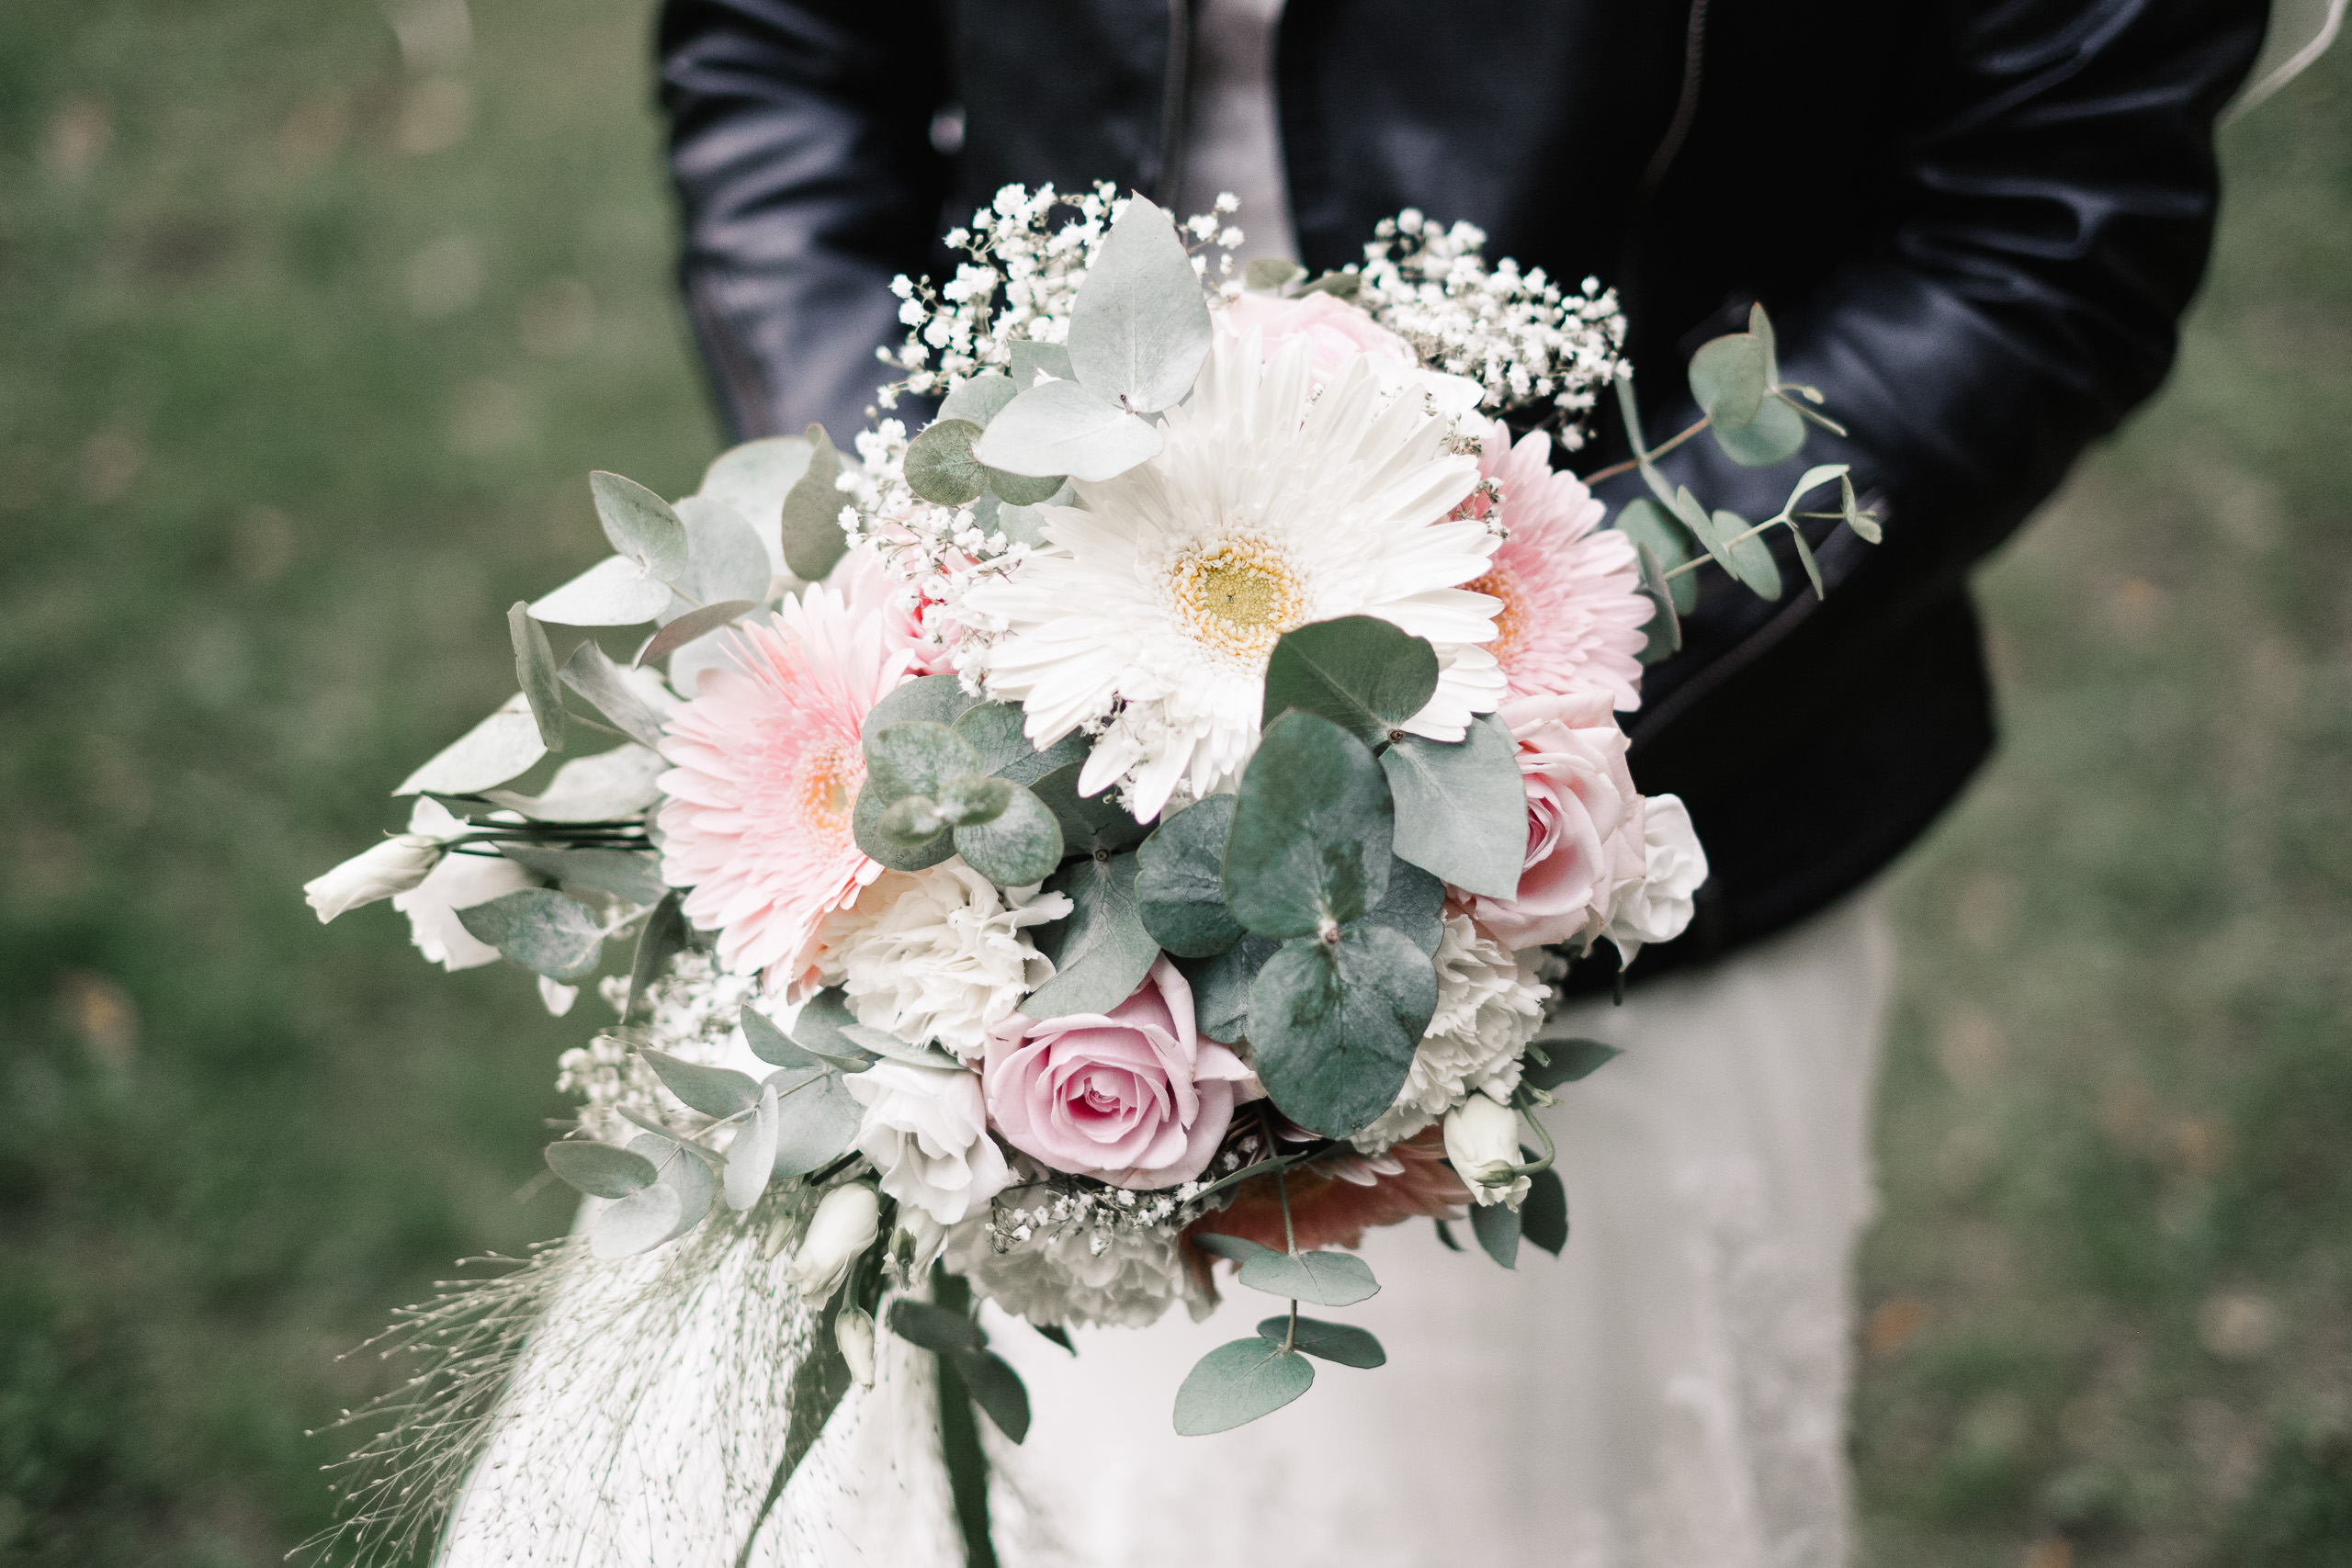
[981, 959, 1253, 1189]
[1463, 692, 1648, 951]
[1219, 290, 1416, 382]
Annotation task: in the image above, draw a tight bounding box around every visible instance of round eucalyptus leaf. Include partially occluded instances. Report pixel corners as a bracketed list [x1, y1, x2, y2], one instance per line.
[668, 493, 774, 610]
[1715, 509, 1783, 600]
[1379, 715, 1528, 901]
[454, 887, 605, 982]
[853, 783, 954, 871]
[969, 379, 1162, 482]
[864, 721, 983, 804]
[508, 603, 565, 750]
[394, 695, 548, 795]
[951, 701, 1089, 786]
[770, 1069, 864, 1176]
[1136, 795, 1244, 957]
[528, 555, 676, 627]
[639, 1047, 761, 1119]
[1236, 1247, 1381, 1308]
[544, 1139, 660, 1200]
[1224, 711, 1393, 938]
[1246, 921, 1434, 1137]
[935, 773, 1014, 828]
[1172, 1337, 1316, 1436]
[984, 466, 1068, 506]
[590, 1181, 684, 1259]
[938, 373, 1018, 428]
[779, 423, 848, 581]
[952, 784, 1064, 886]
[1687, 332, 1770, 431]
[1708, 394, 1806, 468]
[1066, 193, 1215, 413]
[880, 794, 948, 846]
[1023, 851, 1159, 1018]
[1254, 1315, 1386, 1368]
[723, 1083, 781, 1211]
[905, 418, 989, 507]
[1260, 616, 1439, 744]
[589, 470, 691, 581]
[865, 672, 983, 733]
[695, 434, 813, 575]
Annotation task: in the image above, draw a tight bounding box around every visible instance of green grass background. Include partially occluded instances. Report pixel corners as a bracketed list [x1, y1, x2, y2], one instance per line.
[0, 4, 2345, 1564]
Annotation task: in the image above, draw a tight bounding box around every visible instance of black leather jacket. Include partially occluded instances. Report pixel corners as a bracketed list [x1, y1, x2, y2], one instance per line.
[657, 0, 2268, 981]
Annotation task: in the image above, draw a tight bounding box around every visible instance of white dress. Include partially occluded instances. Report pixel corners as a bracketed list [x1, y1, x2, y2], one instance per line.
[984, 894, 1893, 1568]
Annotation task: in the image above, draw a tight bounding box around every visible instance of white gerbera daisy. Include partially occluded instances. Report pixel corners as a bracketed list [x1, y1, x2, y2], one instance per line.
[963, 331, 1505, 819]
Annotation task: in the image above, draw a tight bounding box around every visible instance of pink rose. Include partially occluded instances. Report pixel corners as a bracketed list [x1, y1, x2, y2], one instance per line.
[1463, 692, 1647, 951]
[1219, 290, 1417, 382]
[981, 959, 1253, 1189]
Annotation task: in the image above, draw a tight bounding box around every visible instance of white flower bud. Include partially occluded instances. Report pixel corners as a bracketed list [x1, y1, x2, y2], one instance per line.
[834, 1306, 876, 1388]
[302, 836, 440, 922]
[1442, 1092, 1530, 1210]
[786, 1182, 881, 1304]
[893, 1209, 950, 1280]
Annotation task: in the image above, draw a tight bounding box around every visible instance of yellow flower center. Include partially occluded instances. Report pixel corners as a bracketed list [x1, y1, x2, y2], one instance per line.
[1168, 536, 1307, 664]
[1466, 564, 1524, 668]
[798, 741, 861, 842]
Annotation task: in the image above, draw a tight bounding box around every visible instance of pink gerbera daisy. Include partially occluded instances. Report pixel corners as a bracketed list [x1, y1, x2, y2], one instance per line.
[655, 584, 914, 988]
[1467, 420, 1653, 709]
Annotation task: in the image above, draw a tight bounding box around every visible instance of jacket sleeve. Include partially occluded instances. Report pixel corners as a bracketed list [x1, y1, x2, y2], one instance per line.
[1627, 0, 2269, 661]
[658, 0, 949, 442]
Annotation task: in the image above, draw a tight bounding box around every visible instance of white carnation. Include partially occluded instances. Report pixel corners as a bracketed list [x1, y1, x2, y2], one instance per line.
[1351, 913, 1545, 1154]
[845, 1061, 1012, 1225]
[947, 1216, 1200, 1331]
[816, 863, 1069, 1058]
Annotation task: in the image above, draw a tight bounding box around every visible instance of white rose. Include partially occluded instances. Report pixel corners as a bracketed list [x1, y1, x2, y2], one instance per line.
[786, 1181, 880, 1303]
[1442, 1091, 1529, 1209]
[1603, 793, 1709, 967]
[303, 835, 441, 921]
[844, 1061, 1012, 1225]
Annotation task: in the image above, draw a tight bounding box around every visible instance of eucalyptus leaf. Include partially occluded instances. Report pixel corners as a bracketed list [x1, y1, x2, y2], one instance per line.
[741, 1004, 860, 1073]
[455, 887, 605, 981]
[589, 1179, 684, 1259]
[855, 785, 952, 868]
[1709, 394, 1805, 468]
[1296, 271, 1361, 300]
[1470, 1200, 1521, 1269]
[1633, 540, 1684, 663]
[1366, 858, 1445, 955]
[1236, 1248, 1380, 1308]
[590, 471, 690, 581]
[1519, 1038, 1621, 1090]
[1066, 193, 1214, 413]
[560, 639, 669, 749]
[1243, 257, 1306, 292]
[1136, 795, 1244, 958]
[1224, 711, 1393, 938]
[864, 721, 982, 805]
[1192, 1233, 1272, 1263]
[953, 784, 1064, 886]
[969, 378, 1162, 482]
[1027, 760, 1152, 856]
[695, 434, 812, 576]
[904, 418, 989, 507]
[1181, 934, 1277, 1043]
[393, 694, 546, 796]
[637, 598, 756, 668]
[628, 894, 687, 1022]
[1614, 496, 1698, 615]
[985, 467, 1067, 507]
[888, 1299, 987, 1356]
[508, 603, 565, 750]
[1790, 526, 1826, 601]
[1521, 1166, 1569, 1258]
[787, 990, 884, 1069]
[950, 701, 1089, 786]
[528, 554, 676, 627]
[1173, 1337, 1315, 1436]
[778, 423, 848, 581]
[1688, 332, 1770, 431]
[1023, 852, 1158, 1018]
[1378, 714, 1525, 900]
[951, 1348, 1031, 1444]
[1715, 509, 1783, 600]
[494, 844, 667, 904]
[1750, 301, 1781, 385]
[934, 773, 1014, 828]
[724, 1082, 780, 1211]
[1007, 340, 1075, 386]
[482, 743, 663, 822]
[1247, 921, 1434, 1137]
[641, 1044, 758, 1120]
[1260, 616, 1439, 744]
[1254, 1315, 1385, 1368]
[769, 1069, 863, 1178]
[937, 373, 1018, 429]
[543, 1138, 659, 1200]
[667, 493, 773, 613]
[866, 672, 985, 732]
[1840, 474, 1882, 543]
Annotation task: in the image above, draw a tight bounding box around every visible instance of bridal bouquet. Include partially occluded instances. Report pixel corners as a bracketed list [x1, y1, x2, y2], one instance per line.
[305, 185, 1877, 1561]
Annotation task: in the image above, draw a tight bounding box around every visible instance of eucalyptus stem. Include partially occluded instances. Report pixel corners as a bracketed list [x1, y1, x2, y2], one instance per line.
[1580, 414, 1711, 485]
[1658, 512, 1796, 581]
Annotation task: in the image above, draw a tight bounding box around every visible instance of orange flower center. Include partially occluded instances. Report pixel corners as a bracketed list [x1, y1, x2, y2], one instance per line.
[1466, 563, 1526, 668]
[797, 741, 862, 844]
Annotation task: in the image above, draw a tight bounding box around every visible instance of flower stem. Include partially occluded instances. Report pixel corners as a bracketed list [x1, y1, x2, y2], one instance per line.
[1580, 415, 1710, 485]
